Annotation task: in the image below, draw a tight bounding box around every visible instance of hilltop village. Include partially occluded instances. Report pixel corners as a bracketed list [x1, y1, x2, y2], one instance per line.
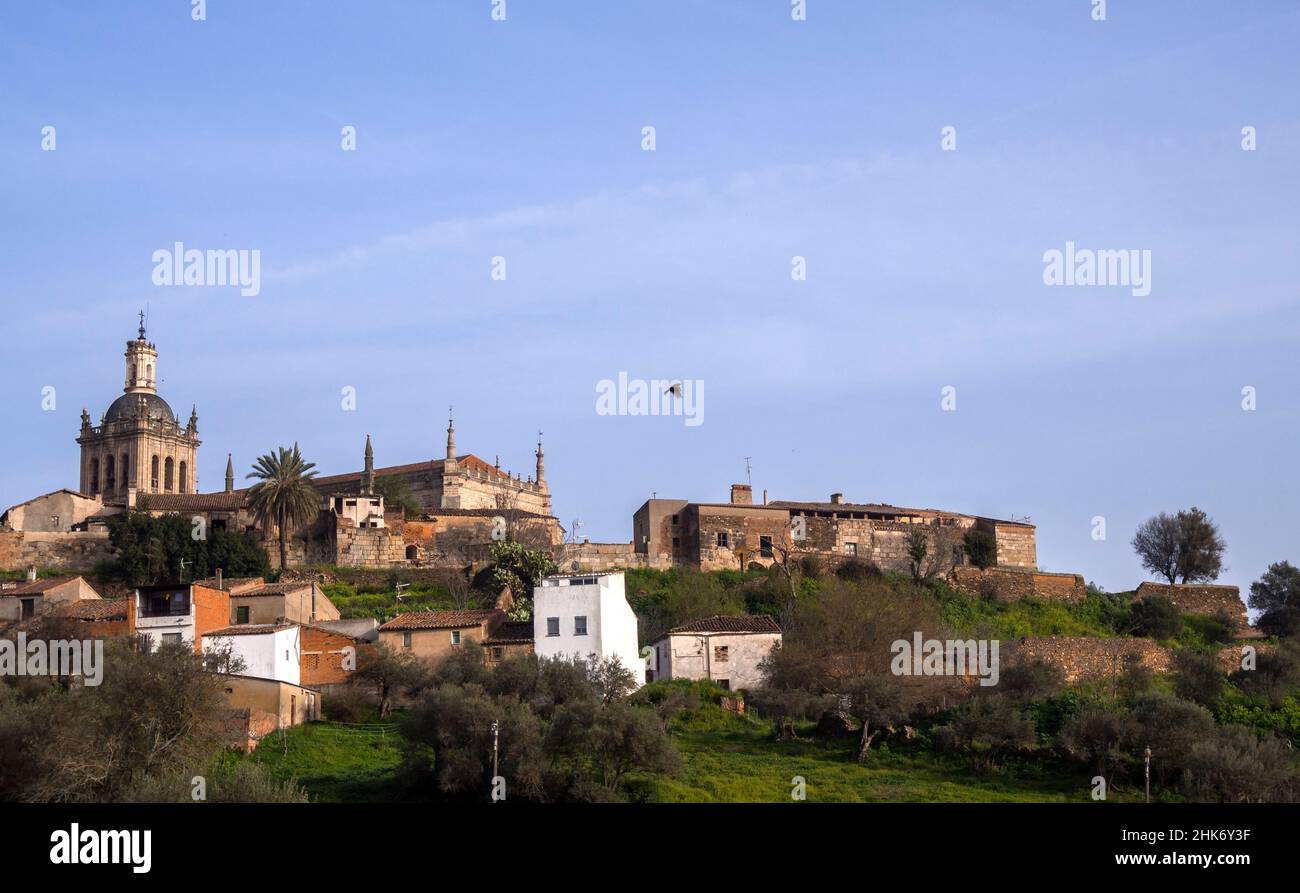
[0, 323, 1281, 804]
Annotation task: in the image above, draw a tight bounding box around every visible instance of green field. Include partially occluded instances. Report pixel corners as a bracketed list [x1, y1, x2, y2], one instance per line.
[248, 702, 1136, 804]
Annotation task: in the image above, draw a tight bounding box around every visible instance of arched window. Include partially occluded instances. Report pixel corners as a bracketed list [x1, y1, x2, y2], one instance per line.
[151, 455, 160, 491]
[146, 364, 153, 384]
[105, 455, 116, 493]
[164, 457, 174, 492]
[120, 454, 129, 492]
[128, 363, 135, 386]
[179, 461, 188, 494]
[405, 545, 418, 561]
[89, 459, 99, 495]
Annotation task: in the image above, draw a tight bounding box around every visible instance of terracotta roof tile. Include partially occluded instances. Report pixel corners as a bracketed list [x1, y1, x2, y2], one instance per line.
[0, 576, 82, 597]
[205, 623, 297, 637]
[665, 615, 782, 635]
[55, 598, 130, 621]
[141, 492, 249, 512]
[379, 609, 500, 632]
[483, 621, 535, 645]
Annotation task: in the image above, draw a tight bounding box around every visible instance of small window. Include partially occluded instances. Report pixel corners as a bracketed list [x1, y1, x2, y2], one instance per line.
[760, 535, 773, 558]
[844, 542, 858, 556]
[672, 536, 681, 550]
[671, 514, 679, 525]
[451, 630, 462, 646]
[546, 617, 560, 637]
[402, 631, 412, 648]
[716, 531, 730, 548]
[574, 616, 588, 636]
[714, 645, 729, 662]
[717, 679, 730, 690]
[162, 633, 182, 645]
[491, 647, 504, 660]
[236, 605, 249, 624]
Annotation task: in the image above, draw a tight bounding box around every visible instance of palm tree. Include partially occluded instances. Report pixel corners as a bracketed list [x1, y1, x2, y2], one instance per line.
[246, 444, 321, 571]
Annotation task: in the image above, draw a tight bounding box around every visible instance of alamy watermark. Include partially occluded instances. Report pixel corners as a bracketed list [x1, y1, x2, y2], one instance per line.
[152, 241, 261, 297]
[1042, 241, 1151, 297]
[891, 632, 1000, 687]
[595, 373, 704, 427]
[0, 633, 104, 686]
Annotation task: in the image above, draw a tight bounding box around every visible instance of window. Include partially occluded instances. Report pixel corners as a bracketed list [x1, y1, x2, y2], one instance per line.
[162, 633, 182, 646]
[179, 461, 187, 493]
[716, 531, 730, 548]
[20, 599, 35, 620]
[713, 645, 729, 662]
[845, 541, 858, 556]
[451, 630, 462, 646]
[164, 457, 174, 492]
[120, 454, 129, 492]
[672, 536, 681, 550]
[671, 514, 679, 525]
[491, 647, 504, 661]
[717, 679, 730, 690]
[760, 535, 773, 558]
[546, 617, 560, 637]
[402, 631, 412, 648]
[574, 616, 588, 636]
[150, 455, 160, 491]
[236, 605, 249, 624]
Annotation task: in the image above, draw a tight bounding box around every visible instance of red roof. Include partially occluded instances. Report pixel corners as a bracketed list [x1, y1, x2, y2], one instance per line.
[665, 615, 782, 635]
[0, 576, 83, 597]
[379, 609, 500, 632]
[56, 598, 129, 621]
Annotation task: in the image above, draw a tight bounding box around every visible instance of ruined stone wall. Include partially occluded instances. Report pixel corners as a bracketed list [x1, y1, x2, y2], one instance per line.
[950, 566, 1086, 603]
[558, 542, 656, 572]
[1134, 582, 1248, 630]
[689, 505, 790, 571]
[333, 523, 407, 568]
[1007, 636, 1170, 683]
[0, 530, 116, 572]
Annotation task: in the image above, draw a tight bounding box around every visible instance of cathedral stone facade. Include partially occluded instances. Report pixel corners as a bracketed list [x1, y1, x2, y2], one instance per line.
[76, 318, 200, 502]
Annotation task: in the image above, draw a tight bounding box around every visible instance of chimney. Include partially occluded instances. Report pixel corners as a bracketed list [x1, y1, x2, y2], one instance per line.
[762, 489, 769, 505]
[215, 568, 223, 591]
[830, 493, 844, 505]
[730, 483, 753, 506]
[26, 566, 37, 582]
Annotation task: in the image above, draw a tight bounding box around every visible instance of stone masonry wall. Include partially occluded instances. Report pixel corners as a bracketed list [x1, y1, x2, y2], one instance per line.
[1007, 637, 1170, 683]
[0, 530, 116, 572]
[950, 566, 1086, 603]
[1134, 582, 1248, 631]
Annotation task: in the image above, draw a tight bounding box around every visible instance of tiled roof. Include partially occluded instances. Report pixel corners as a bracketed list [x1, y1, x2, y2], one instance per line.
[232, 583, 313, 598]
[205, 623, 297, 637]
[665, 615, 782, 635]
[141, 492, 248, 512]
[379, 609, 500, 632]
[483, 621, 535, 645]
[0, 576, 81, 597]
[56, 598, 129, 621]
[194, 576, 264, 593]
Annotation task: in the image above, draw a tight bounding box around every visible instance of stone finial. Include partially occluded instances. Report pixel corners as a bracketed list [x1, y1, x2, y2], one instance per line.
[80, 408, 91, 430]
[225, 454, 234, 493]
[360, 434, 375, 495]
[535, 429, 546, 485]
[445, 409, 458, 469]
[188, 405, 199, 433]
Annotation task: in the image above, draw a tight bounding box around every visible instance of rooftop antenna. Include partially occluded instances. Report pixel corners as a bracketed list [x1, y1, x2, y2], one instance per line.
[744, 457, 753, 487]
[394, 581, 412, 600]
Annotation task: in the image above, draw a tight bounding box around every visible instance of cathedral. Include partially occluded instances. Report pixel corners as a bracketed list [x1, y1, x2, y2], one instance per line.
[76, 315, 201, 502]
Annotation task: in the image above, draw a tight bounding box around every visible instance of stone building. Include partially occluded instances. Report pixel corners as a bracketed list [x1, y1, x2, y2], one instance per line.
[648, 614, 782, 690]
[76, 316, 201, 501]
[633, 483, 1038, 574]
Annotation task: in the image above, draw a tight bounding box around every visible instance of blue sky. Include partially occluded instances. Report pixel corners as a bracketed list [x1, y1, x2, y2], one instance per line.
[1, 1, 1297, 595]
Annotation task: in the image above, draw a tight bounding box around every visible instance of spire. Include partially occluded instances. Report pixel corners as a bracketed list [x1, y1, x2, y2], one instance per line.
[360, 434, 375, 495]
[138, 309, 147, 340]
[535, 430, 546, 485]
[445, 407, 458, 469]
[123, 314, 159, 395]
[225, 454, 234, 493]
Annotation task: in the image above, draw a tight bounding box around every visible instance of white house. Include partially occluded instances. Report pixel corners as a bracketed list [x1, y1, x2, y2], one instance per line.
[533, 572, 644, 685]
[203, 623, 301, 685]
[648, 615, 781, 691]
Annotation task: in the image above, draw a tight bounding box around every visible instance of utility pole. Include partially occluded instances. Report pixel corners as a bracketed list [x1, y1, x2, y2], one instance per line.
[491, 720, 500, 782]
[1144, 746, 1151, 803]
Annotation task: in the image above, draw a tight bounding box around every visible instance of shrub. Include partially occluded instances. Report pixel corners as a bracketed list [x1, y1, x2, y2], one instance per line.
[963, 529, 997, 569]
[1182, 726, 1298, 803]
[1129, 595, 1183, 640]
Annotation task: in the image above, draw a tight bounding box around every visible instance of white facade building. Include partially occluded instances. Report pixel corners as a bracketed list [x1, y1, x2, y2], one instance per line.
[203, 623, 301, 685]
[648, 615, 781, 691]
[533, 572, 644, 685]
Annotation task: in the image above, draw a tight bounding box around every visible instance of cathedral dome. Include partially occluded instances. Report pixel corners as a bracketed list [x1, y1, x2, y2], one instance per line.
[103, 392, 178, 425]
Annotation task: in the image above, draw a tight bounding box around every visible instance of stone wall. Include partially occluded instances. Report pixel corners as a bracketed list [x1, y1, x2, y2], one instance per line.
[950, 566, 1086, 603]
[333, 523, 408, 568]
[1134, 582, 1248, 630]
[1006, 636, 1170, 683]
[0, 530, 116, 572]
[558, 542, 654, 572]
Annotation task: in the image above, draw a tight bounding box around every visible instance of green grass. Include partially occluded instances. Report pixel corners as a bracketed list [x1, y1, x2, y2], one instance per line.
[939, 591, 1132, 639]
[247, 719, 409, 802]
[627, 702, 1131, 803]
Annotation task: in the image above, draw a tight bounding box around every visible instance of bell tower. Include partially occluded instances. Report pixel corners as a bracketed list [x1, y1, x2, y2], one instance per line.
[124, 310, 158, 395]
